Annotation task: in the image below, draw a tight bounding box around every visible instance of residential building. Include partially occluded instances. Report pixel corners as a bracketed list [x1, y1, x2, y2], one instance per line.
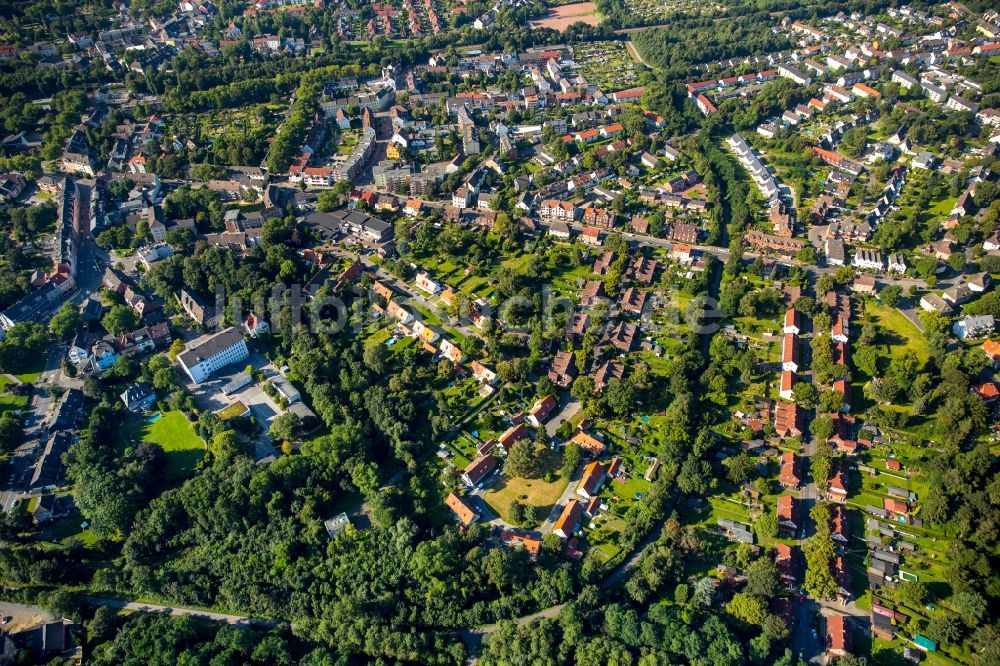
[177, 288, 221, 328]
[527, 394, 558, 427]
[120, 382, 156, 412]
[777, 494, 800, 535]
[553, 499, 583, 538]
[780, 452, 801, 487]
[576, 461, 607, 499]
[953, 315, 995, 339]
[781, 334, 800, 372]
[826, 615, 852, 658]
[570, 430, 606, 455]
[462, 453, 498, 486]
[852, 248, 884, 271]
[445, 492, 479, 526]
[779, 370, 796, 400]
[548, 350, 577, 387]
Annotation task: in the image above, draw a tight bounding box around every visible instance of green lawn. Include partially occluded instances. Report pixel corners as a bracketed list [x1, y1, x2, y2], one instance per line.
[586, 513, 627, 563]
[864, 301, 928, 364]
[0, 375, 29, 417]
[483, 446, 568, 527]
[410, 302, 442, 325]
[128, 411, 205, 477]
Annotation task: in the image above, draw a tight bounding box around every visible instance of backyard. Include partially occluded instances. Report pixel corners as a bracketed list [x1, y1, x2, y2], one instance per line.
[126, 410, 205, 478]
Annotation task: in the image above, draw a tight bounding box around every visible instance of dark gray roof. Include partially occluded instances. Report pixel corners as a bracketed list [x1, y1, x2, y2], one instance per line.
[50, 388, 83, 433]
[30, 431, 73, 490]
[120, 382, 154, 406]
[178, 327, 245, 367]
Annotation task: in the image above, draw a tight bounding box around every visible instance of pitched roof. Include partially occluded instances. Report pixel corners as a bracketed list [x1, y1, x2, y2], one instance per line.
[570, 430, 606, 454]
[463, 453, 498, 485]
[577, 461, 607, 496]
[529, 394, 558, 422]
[553, 499, 583, 536]
[445, 492, 478, 525]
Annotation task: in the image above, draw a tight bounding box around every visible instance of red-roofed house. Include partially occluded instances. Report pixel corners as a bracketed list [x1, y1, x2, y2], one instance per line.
[982, 339, 1000, 365]
[777, 495, 800, 535]
[883, 497, 909, 520]
[780, 370, 796, 401]
[826, 614, 851, 658]
[577, 461, 608, 499]
[830, 504, 850, 545]
[553, 499, 583, 538]
[462, 454, 498, 486]
[779, 452, 801, 487]
[781, 334, 800, 372]
[445, 492, 479, 526]
[973, 381, 1000, 402]
[570, 430, 606, 455]
[498, 423, 530, 452]
[527, 394, 558, 426]
[828, 464, 849, 502]
[696, 93, 718, 115]
[783, 309, 802, 334]
[775, 402, 804, 438]
[774, 543, 799, 586]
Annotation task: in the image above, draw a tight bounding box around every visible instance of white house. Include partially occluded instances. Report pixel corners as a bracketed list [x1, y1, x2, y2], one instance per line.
[783, 309, 802, 335]
[414, 271, 441, 295]
[781, 334, 800, 373]
[892, 70, 918, 89]
[852, 248, 884, 271]
[779, 370, 796, 400]
[953, 315, 995, 340]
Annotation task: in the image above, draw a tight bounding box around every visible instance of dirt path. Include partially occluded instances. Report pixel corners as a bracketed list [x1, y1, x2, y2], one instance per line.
[625, 39, 652, 69]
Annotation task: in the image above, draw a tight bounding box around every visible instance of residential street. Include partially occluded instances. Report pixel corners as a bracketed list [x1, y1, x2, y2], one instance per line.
[1, 342, 68, 513]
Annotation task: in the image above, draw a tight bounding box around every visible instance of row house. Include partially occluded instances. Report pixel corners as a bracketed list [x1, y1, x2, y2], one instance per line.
[582, 207, 616, 229]
[539, 199, 577, 220]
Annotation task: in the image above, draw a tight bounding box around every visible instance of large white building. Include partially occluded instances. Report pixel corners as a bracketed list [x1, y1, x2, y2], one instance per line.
[178, 327, 249, 383]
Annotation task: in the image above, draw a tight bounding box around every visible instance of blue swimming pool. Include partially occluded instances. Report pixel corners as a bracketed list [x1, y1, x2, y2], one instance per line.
[146, 412, 163, 424]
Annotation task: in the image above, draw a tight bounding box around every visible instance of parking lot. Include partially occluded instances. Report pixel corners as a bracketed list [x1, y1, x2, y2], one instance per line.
[185, 351, 314, 461]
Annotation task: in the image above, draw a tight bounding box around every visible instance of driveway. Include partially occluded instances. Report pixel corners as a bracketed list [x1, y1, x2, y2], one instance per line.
[545, 398, 580, 438]
[538, 462, 583, 533]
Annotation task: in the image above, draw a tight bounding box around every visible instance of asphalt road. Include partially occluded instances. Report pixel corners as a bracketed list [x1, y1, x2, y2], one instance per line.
[83, 597, 279, 628]
[1, 239, 103, 513]
[544, 397, 581, 438]
[1, 342, 65, 512]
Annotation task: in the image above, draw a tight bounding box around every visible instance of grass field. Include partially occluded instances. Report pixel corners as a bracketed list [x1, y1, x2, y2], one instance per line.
[0, 375, 29, 417]
[483, 446, 567, 526]
[586, 514, 626, 562]
[864, 301, 928, 363]
[128, 411, 205, 477]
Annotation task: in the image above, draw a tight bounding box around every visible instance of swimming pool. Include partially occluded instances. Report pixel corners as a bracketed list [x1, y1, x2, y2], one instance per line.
[146, 412, 163, 424]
